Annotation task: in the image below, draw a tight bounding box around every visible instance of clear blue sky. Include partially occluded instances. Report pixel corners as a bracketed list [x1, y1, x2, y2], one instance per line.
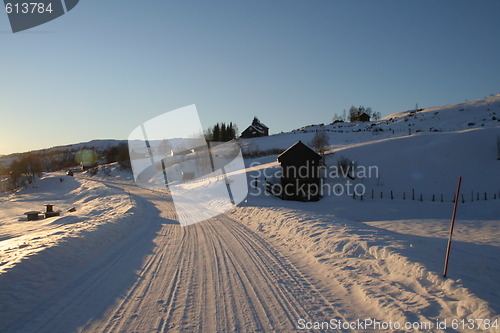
[1, 0, 499, 155]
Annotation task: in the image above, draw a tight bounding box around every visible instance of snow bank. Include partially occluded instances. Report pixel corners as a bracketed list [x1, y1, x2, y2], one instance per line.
[83, 162, 134, 182]
[0, 174, 138, 327]
[229, 202, 497, 329]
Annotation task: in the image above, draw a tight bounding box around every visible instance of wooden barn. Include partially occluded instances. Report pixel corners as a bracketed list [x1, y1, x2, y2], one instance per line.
[277, 141, 323, 201]
[240, 117, 269, 139]
[351, 112, 370, 122]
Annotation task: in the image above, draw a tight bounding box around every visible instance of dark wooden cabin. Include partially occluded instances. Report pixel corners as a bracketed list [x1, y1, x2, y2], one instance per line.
[240, 117, 269, 138]
[277, 141, 323, 201]
[351, 112, 370, 122]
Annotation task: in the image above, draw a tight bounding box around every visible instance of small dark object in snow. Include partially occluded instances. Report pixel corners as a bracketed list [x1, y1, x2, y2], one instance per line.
[45, 211, 61, 218]
[24, 211, 41, 221]
[68, 207, 77, 213]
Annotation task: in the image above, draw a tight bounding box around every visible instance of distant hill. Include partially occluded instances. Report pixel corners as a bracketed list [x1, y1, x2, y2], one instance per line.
[37, 139, 128, 154]
[0, 139, 127, 168]
[2, 139, 127, 157]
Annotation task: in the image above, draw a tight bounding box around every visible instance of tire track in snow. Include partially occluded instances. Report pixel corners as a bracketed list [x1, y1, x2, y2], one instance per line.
[219, 215, 348, 324]
[6, 181, 354, 332]
[91, 186, 352, 332]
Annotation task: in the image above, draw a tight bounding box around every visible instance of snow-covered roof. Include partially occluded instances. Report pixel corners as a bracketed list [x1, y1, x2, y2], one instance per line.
[251, 125, 265, 134]
[257, 121, 268, 129]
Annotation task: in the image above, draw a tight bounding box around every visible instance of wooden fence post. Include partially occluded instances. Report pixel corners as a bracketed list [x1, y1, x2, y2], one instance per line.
[443, 177, 462, 278]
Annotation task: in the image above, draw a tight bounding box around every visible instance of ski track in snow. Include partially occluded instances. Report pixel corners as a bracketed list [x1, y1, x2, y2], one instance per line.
[79, 187, 354, 332]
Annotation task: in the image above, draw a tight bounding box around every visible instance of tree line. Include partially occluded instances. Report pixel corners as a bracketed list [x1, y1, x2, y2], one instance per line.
[1, 143, 131, 191]
[205, 122, 238, 142]
[332, 106, 382, 123]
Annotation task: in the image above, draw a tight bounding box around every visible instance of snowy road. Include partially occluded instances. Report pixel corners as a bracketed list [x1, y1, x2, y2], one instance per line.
[5, 181, 349, 333]
[2, 175, 498, 332]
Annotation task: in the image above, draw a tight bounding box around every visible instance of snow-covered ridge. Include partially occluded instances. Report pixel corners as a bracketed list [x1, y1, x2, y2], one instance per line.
[384, 94, 500, 120]
[240, 94, 500, 155]
[380, 94, 500, 132]
[0, 140, 127, 164]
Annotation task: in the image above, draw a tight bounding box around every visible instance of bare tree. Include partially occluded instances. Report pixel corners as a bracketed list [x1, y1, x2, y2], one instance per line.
[8, 160, 23, 188]
[0, 165, 8, 177]
[332, 113, 343, 123]
[372, 111, 382, 121]
[349, 106, 359, 122]
[13, 153, 42, 184]
[310, 130, 329, 157]
[364, 107, 373, 119]
[338, 156, 357, 180]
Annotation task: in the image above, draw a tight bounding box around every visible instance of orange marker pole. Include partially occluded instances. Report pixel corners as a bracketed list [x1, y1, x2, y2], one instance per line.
[443, 176, 462, 278]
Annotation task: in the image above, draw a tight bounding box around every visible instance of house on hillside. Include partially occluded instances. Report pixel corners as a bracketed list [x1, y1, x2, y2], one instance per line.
[277, 141, 323, 201]
[351, 112, 370, 122]
[240, 117, 269, 139]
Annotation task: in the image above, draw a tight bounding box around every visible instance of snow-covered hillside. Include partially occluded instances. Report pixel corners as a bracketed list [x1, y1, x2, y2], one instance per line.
[242, 94, 500, 204]
[240, 94, 500, 155]
[237, 95, 500, 327]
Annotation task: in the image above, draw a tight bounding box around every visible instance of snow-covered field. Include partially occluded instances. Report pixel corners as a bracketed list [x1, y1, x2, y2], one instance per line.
[0, 96, 499, 332]
[0, 167, 141, 329]
[237, 95, 500, 329]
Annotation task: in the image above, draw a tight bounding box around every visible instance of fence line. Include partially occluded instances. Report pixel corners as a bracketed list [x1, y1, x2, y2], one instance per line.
[351, 188, 500, 203]
[292, 126, 460, 135]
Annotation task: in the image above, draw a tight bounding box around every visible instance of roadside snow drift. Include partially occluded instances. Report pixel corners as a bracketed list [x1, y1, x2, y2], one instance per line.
[0, 173, 136, 327]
